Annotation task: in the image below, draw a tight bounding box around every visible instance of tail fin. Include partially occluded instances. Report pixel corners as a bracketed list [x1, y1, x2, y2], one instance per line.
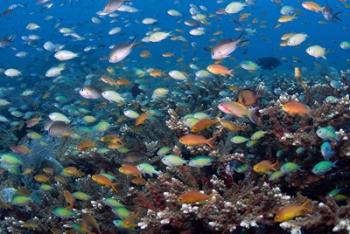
[334, 12, 343, 22]
[206, 134, 218, 148]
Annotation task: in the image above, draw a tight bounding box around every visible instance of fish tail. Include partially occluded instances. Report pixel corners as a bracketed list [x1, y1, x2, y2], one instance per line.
[301, 199, 313, 212]
[111, 183, 118, 193]
[206, 135, 217, 148]
[272, 161, 279, 171]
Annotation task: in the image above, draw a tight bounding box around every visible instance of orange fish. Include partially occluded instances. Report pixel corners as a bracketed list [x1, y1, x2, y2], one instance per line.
[237, 89, 258, 106]
[119, 164, 142, 178]
[274, 200, 312, 222]
[191, 119, 217, 133]
[302, 1, 322, 12]
[253, 160, 278, 174]
[135, 113, 148, 126]
[148, 69, 163, 78]
[100, 134, 122, 144]
[116, 78, 130, 86]
[218, 101, 250, 118]
[63, 190, 75, 209]
[100, 75, 118, 86]
[34, 174, 50, 183]
[179, 134, 216, 148]
[139, 50, 151, 58]
[162, 52, 174, 57]
[177, 191, 210, 204]
[131, 177, 146, 185]
[218, 119, 248, 132]
[92, 174, 117, 193]
[77, 140, 96, 152]
[10, 145, 31, 154]
[26, 117, 41, 128]
[282, 101, 310, 116]
[62, 166, 84, 177]
[207, 64, 233, 77]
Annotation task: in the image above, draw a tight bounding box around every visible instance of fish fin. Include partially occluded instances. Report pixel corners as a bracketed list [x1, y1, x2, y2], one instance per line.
[334, 12, 343, 22]
[206, 134, 218, 148]
[301, 199, 313, 213]
[272, 161, 279, 171]
[111, 183, 118, 193]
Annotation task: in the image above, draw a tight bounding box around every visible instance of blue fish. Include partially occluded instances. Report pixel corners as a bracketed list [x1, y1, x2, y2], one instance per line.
[320, 141, 335, 160]
[316, 126, 338, 142]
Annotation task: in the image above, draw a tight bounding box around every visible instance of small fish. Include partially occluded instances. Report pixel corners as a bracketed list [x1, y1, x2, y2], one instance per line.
[316, 126, 338, 141]
[118, 164, 142, 177]
[52, 207, 75, 218]
[135, 113, 148, 126]
[92, 174, 118, 192]
[161, 155, 187, 167]
[62, 166, 84, 177]
[274, 200, 312, 222]
[250, 130, 267, 141]
[282, 101, 310, 116]
[11, 195, 32, 206]
[177, 191, 211, 204]
[253, 160, 278, 174]
[72, 192, 91, 201]
[207, 64, 233, 77]
[191, 119, 217, 133]
[63, 190, 75, 209]
[112, 206, 130, 219]
[278, 14, 297, 23]
[237, 89, 258, 106]
[188, 155, 213, 168]
[137, 163, 160, 176]
[179, 134, 216, 148]
[211, 36, 247, 60]
[302, 1, 322, 12]
[231, 136, 249, 144]
[218, 101, 250, 118]
[280, 162, 300, 174]
[321, 6, 342, 22]
[320, 141, 335, 160]
[312, 161, 336, 175]
[109, 39, 135, 63]
[0, 153, 23, 165]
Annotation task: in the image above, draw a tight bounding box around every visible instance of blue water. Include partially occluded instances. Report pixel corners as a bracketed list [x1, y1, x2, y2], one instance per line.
[1, 0, 349, 79]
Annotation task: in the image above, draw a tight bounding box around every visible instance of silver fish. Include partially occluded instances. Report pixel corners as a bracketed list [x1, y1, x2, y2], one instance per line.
[109, 39, 135, 63]
[211, 36, 247, 60]
[103, 0, 124, 14]
[79, 86, 101, 99]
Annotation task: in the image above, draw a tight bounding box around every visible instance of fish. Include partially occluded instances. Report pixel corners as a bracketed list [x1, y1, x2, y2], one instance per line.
[253, 160, 278, 174]
[191, 119, 217, 133]
[103, 0, 125, 14]
[188, 156, 214, 168]
[282, 101, 310, 116]
[63, 190, 75, 209]
[92, 174, 118, 192]
[237, 89, 258, 106]
[179, 134, 216, 148]
[177, 191, 211, 204]
[161, 155, 187, 167]
[79, 86, 101, 99]
[312, 161, 336, 175]
[211, 36, 247, 60]
[218, 101, 250, 118]
[207, 64, 233, 76]
[274, 200, 312, 222]
[321, 6, 342, 22]
[302, 1, 323, 12]
[119, 164, 142, 177]
[137, 163, 160, 176]
[109, 39, 135, 63]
